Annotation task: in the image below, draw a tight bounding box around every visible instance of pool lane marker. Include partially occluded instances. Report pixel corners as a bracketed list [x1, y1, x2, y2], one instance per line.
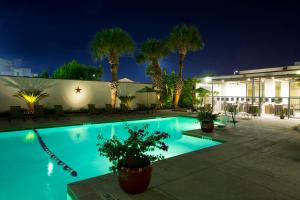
[33, 129, 78, 177]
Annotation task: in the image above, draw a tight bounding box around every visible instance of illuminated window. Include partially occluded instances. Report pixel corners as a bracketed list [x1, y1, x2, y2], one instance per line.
[275, 81, 281, 97]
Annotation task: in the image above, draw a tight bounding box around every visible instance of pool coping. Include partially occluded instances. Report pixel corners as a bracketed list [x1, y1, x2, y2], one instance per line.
[0, 114, 195, 133]
[67, 129, 226, 200]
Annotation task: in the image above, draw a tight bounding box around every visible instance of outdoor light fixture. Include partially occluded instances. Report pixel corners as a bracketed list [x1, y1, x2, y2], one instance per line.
[75, 86, 82, 93]
[47, 162, 54, 176]
[234, 70, 239, 75]
[247, 78, 251, 81]
[24, 132, 36, 142]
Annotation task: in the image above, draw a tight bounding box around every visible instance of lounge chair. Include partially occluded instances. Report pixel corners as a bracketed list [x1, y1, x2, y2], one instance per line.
[54, 105, 65, 118]
[105, 104, 114, 113]
[8, 106, 25, 122]
[33, 105, 47, 119]
[137, 104, 147, 111]
[88, 104, 98, 115]
[150, 104, 157, 113]
[217, 113, 230, 127]
[120, 103, 128, 113]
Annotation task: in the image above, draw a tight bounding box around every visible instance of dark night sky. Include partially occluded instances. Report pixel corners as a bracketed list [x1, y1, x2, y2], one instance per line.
[0, 0, 299, 82]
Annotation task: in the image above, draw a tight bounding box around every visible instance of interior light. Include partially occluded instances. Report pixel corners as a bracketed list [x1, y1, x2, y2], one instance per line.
[24, 132, 36, 142]
[47, 162, 54, 176]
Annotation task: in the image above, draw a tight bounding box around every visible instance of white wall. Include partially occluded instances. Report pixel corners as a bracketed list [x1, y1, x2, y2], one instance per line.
[224, 82, 245, 96]
[196, 81, 246, 97]
[0, 76, 156, 112]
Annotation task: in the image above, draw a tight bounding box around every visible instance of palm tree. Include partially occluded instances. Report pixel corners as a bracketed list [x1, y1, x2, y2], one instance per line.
[136, 38, 169, 103]
[167, 24, 204, 108]
[2, 77, 54, 113]
[91, 28, 135, 109]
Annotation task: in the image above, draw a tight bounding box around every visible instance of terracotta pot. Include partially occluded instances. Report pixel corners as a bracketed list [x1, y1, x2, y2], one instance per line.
[201, 120, 214, 133]
[118, 165, 152, 194]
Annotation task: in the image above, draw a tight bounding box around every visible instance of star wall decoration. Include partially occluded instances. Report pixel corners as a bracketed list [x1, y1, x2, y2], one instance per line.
[75, 86, 82, 93]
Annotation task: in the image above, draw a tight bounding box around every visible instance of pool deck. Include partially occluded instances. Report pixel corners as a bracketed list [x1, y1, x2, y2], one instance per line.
[68, 117, 300, 200]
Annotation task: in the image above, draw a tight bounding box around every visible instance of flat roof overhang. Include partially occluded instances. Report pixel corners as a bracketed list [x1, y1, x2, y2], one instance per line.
[211, 69, 300, 81]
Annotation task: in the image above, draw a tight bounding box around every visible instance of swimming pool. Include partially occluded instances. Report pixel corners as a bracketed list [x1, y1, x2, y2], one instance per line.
[0, 116, 221, 200]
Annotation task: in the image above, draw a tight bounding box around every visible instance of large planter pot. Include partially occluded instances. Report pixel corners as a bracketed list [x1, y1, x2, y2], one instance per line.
[280, 116, 285, 119]
[118, 165, 152, 194]
[201, 120, 214, 133]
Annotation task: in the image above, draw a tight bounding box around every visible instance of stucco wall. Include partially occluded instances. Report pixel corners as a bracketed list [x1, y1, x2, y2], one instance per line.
[0, 76, 156, 112]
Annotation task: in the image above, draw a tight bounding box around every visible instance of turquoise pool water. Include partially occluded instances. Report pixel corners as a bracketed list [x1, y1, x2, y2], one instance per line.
[0, 117, 221, 200]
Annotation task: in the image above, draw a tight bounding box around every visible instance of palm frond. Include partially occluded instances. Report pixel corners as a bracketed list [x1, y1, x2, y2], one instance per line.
[91, 28, 136, 62]
[167, 24, 204, 53]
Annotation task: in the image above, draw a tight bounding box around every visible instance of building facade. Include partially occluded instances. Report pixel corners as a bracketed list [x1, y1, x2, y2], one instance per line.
[197, 64, 300, 118]
[0, 58, 37, 77]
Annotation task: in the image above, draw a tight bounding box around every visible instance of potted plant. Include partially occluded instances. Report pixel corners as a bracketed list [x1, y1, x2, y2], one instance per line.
[280, 108, 285, 119]
[227, 104, 238, 126]
[97, 124, 169, 194]
[198, 108, 219, 133]
[118, 96, 136, 110]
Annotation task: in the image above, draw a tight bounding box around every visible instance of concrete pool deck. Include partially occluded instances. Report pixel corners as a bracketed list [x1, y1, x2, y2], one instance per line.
[68, 117, 300, 200]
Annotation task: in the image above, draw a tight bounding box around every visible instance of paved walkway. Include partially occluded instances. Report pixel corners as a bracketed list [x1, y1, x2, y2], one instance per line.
[68, 117, 300, 200]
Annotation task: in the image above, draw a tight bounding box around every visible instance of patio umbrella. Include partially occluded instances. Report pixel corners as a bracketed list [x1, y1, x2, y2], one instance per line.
[194, 87, 210, 107]
[194, 87, 210, 95]
[136, 86, 157, 109]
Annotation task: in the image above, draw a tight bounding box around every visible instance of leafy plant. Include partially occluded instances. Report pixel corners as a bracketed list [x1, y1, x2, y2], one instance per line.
[160, 70, 177, 108]
[195, 87, 210, 106]
[53, 60, 103, 80]
[226, 104, 238, 125]
[198, 108, 219, 122]
[280, 108, 285, 117]
[178, 77, 198, 108]
[14, 90, 48, 104]
[97, 124, 169, 172]
[118, 96, 136, 109]
[91, 28, 135, 108]
[38, 70, 50, 78]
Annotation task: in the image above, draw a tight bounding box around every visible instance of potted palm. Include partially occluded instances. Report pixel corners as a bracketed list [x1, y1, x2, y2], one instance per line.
[280, 108, 285, 119]
[97, 124, 169, 194]
[198, 108, 219, 133]
[118, 96, 136, 110]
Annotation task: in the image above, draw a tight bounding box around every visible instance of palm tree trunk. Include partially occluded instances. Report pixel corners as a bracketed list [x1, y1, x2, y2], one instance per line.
[174, 53, 185, 108]
[27, 102, 35, 113]
[152, 60, 162, 90]
[174, 78, 183, 108]
[178, 53, 185, 78]
[150, 60, 163, 107]
[110, 63, 118, 109]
